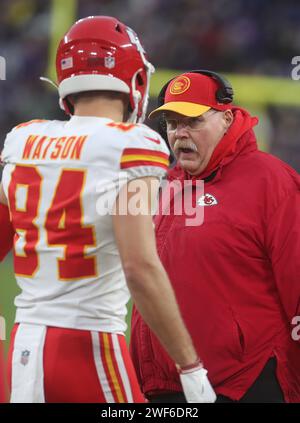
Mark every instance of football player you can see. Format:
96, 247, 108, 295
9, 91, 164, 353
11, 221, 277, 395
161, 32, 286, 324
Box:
0, 16, 215, 403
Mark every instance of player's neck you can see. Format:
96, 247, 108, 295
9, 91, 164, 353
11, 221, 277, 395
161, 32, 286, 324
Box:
74, 98, 125, 122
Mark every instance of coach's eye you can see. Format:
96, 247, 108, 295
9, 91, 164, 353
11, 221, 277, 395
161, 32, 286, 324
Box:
166, 119, 177, 131
187, 117, 204, 129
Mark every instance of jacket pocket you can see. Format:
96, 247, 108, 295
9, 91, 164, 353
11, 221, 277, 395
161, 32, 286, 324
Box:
209, 306, 246, 363
230, 308, 246, 359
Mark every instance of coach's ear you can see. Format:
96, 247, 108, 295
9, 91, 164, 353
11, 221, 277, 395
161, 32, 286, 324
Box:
223, 109, 234, 132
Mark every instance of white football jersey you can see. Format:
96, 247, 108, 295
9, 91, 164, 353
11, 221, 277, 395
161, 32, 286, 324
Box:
1, 116, 169, 333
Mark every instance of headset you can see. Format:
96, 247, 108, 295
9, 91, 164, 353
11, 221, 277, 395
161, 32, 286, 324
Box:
155, 69, 234, 143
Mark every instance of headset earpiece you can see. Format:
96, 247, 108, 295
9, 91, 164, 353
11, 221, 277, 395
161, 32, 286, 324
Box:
157, 80, 172, 108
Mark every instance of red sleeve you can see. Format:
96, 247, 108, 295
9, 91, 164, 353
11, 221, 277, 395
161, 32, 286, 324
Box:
0, 203, 14, 262
266, 192, 300, 322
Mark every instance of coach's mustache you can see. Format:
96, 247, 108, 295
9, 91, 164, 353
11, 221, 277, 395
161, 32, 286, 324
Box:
173, 139, 198, 153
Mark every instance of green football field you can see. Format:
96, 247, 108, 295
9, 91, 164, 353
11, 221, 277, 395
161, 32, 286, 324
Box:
0, 255, 19, 354
0, 255, 132, 354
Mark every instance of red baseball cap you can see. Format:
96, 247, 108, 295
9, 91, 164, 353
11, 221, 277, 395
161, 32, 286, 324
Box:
149, 72, 232, 118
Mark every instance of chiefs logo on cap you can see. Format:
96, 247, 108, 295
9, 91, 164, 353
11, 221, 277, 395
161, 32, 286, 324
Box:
169, 76, 190, 95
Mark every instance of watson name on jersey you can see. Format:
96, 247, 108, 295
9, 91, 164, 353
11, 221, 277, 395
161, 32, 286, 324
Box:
1, 117, 169, 333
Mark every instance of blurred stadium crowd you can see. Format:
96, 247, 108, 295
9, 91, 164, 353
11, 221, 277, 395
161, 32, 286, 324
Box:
0, 0, 300, 170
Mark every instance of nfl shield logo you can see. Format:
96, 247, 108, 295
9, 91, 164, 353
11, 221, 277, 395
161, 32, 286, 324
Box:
20, 350, 30, 366
104, 56, 115, 69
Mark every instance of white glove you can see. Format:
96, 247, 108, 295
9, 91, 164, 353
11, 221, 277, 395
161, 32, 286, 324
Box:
179, 364, 216, 403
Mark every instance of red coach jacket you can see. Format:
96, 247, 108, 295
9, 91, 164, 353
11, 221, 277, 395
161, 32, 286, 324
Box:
130, 109, 300, 402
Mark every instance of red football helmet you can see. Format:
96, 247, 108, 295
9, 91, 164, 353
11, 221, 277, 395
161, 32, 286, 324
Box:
56, 16, 154, 122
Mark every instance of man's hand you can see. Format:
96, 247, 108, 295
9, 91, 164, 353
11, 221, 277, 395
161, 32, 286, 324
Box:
178, 361, 216, 403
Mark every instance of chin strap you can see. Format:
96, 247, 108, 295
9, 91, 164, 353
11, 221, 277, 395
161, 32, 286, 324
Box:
39, 76, 58, 90
140, 62, 155, 123
128, 69, 143, 124
40, 77, 67, 113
